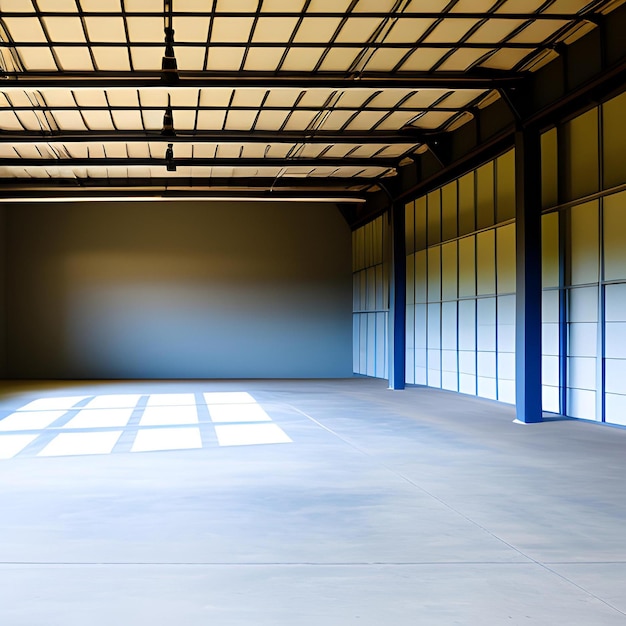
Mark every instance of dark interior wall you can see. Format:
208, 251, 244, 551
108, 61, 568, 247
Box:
5, 201, 352, 379
0, 204, 5, 377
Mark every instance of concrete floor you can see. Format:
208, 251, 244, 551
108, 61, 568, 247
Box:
0, 378, 625, 625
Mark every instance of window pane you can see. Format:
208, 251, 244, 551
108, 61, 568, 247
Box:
476, 230, 496, 295
541, 127, 558, 209
562, 107, 599, 201
427, 246, 441, 302
476, 161, 495, 229
458, 236, 476, 298
458, 171, 475, 236
602, 90, 626, 189
415, 196, 427, 250
441, 181, 458, 241
542, 212, 559, 288
569, 200, 599, 285
427, 190, 441, 246
603, 191, 626, 281
496, 224, 516, 294
405, 201, 415, 255
496, 149, 515, 222
441, 241, 458, 301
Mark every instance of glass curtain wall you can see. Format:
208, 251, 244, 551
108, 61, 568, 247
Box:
405, 150, 516, 402
352, 215, 389, 379
541, 89, 626, 425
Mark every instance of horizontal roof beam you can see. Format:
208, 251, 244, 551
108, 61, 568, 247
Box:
0, 130, 430, 144
0, 70, 526, 90
0, 11, 593, 19
0, 156, 398, 169
0, 176, 376, 189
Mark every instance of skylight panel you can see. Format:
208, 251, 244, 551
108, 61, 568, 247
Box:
362, 48, 411, 72
243, 47, 286, 71
384, 18, 436, 43
211, 17, 254, 42
172, 17, 211, 42
336, 18, 383, 43
252, 18, 299, 42
345, 111, 387, 131
280, 48, 325, 71
85, 17, 128, 43
467, 19, 525, 43
42, 17, 86, 42
399, 48, 447, 71
205, 47, 246, 70
53, 47, 94, 71
424, 18, 480, 43
293, 17, 343, 43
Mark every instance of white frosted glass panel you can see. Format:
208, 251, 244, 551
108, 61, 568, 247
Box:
359, 314, 367, 373
366, 312, 376, 376
542, 355, 560, 386
476, 230, 496, 295
406, 255, 415, 304
366, 267, 376, 310
605, 283, 626, 322
458, 300, 476, 351
542, 323, 560, 356
541, 127, 558, 210
498, 323, 515, 353
441, 242, 457, 301
603, 92, 626, 189
605, 323, 626, 358
569, 201, 599, 285
415, 304, 427, 349
140, 406, 198, 426
415, 250, 427, 303
603, 192, 626, 281
477, 298, 496, 351
458, 236, 476, 297
459, 374, 477, 395
428, 247, 441, 301
542, 290, 560, 323
375, 265, 384, 309
568, 323, 597, 357
567, 388, 596, 420
427, 303, 441, 349
442, 371, 458, 392
498, 294, 516, 324
405, 349, 415, 385
406, 304, 415, 353
359, 271, 367, 309
498, 380, 515, 404
605, 393, 626, 426
542, 212, 560, 288
568, 287, 598, 322
564, 107, 599, 201
459, 351, 476, 375
441, 302, 457, 350
567, 356, 597, 391
497, 352, 515, 381
604, 358, 626, 394
477, 351, 496, 378
542, 386, 560, 413
146, 393, 195, 407
376, 313, 387, 378
415, 350, 426, 385
477, 377, 497, 400
496, 224, 516, 293
428, 369, 441, 388
441, 349, 457, 372
0, 434, 38, 459
353, 316, 360, 372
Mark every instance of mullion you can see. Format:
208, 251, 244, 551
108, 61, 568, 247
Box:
30, 0, 63, 71
250, 91, 270, 131
337, 91, 383, 133
74, 0, 98, 71
428, 0, 510, 73
70, 90, 91, 131
369, 90, 424, 132
120, 0, 134, 72
238, 0, 264, 72
275, 0, 312, 72
312, 0, 360, 73
389, 0, 462, 73
202, 0, 217, 71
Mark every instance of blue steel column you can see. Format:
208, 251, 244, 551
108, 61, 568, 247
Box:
515, 128, 543, 423
388, 202, 406, 389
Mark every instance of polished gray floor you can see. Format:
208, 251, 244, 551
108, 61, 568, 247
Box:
0, 378, 625, 625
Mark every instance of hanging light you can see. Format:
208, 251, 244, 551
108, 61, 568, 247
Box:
162, 94, 176, 136
166, 143, 176, 172
161, 0, 179, 82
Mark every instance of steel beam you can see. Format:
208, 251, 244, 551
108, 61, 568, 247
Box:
514, 128, 543, 424
388, 202, 406, 390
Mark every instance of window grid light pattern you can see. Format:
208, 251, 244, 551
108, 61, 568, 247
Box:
0, 392, 292, 460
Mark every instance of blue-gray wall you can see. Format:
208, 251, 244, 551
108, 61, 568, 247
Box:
5, 201, 352, 379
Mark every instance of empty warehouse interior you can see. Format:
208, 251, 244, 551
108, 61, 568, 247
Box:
1, 1, 626, 624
